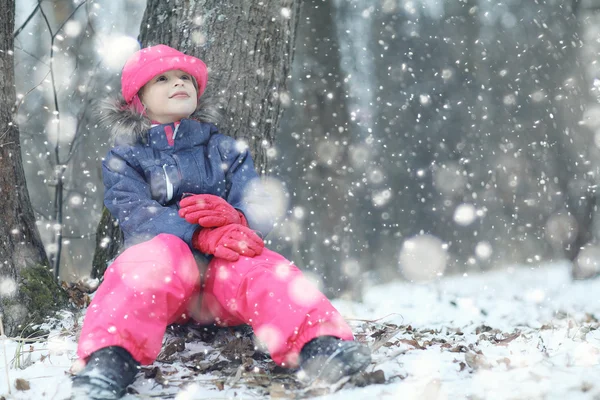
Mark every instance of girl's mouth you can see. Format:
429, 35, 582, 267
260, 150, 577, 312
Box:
170, 92, 189, 98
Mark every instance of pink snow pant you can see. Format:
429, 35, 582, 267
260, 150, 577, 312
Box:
77, 234, 353, 367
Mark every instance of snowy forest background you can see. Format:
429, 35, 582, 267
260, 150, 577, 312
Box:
11, 0, 600, 295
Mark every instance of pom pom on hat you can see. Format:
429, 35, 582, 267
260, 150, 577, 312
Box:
121, 44, 208, 104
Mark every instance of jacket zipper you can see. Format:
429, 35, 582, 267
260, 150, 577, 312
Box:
162, 164, 174, 202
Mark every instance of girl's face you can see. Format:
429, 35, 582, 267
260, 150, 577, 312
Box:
140, 69, 198, 124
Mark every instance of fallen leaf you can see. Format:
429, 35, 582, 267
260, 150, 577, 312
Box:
398, 338, 425, 350
353, 369, 386, 387
475, 325, 493, 334
157, 337, 186, 362
143, 366, 169, 386
15, 378, 30, 391
464, 351, 492, 370
370, 326, 403, 352
495, 332, 520, 346
448, 345, 468, 353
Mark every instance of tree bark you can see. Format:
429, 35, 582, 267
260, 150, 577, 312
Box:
0, 0, 67, 336
92, 0, 301, 277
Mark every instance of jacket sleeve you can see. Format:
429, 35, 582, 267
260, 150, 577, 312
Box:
103, 148, 198, 246
215, 134, 276, 238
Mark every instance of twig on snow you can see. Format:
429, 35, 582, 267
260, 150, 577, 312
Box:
345, 312, 404, 324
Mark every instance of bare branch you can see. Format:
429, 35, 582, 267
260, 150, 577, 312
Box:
13, 44, 50, 67
37, 2, 53, 36
23, 0, 103, 279
13, 3, 40, 38
53, 1, 88, 39
38, 3, 64, 278
65, 62, 104, 164
14, 69, 51, 115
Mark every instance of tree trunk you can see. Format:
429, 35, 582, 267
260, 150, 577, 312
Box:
0, 0, 67, 336
568, 0, 600, 279
92, 0, 301, 277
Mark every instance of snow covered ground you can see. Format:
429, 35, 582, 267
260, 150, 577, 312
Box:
3, 261, 600, 399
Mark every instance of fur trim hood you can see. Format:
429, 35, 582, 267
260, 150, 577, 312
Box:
96, 95, 223, 145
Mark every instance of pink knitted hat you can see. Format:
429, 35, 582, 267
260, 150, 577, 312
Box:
121, 44, 208, 104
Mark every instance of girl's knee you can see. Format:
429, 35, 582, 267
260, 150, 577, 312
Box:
206, 248, 302, 286
108, 234, 199, 289
209, 248, 297, 271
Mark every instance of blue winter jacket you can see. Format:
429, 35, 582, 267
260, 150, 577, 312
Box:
102, 118, 275, 253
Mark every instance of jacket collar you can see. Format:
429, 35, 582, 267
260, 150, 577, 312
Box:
96, 94, 222, 146
146, 119, 212, 150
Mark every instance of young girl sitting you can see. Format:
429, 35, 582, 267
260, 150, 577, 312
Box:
71, 44, 371, 399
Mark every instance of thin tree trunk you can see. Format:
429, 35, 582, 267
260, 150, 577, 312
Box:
0, 0, 67, 336
92, 0, 301, 277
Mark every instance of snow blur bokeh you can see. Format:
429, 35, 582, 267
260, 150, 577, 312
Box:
453, 203, 477, 226
475, 241, 493, 260
544, 213, 578, 249
433, 163, 467, 197
45, 113, 78, 147
48, 335, 70, 356
399, 234, 448, 282
96, 34, 140, 71
0, 276, 17, 297
574, 244, 600, 278
242, 176, 288, 225
253, 324, 284, 354
288, 272, 323, 307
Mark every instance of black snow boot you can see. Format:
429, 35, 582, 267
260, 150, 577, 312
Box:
71, 346, 140, 400
299, 336, 371, 383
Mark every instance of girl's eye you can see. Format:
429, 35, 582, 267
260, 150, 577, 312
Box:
156, 76, 167, 82
181, 75, 190, 80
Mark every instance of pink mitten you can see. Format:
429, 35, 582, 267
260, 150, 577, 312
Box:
193, 224, 264, 261
179, 194, 247, 228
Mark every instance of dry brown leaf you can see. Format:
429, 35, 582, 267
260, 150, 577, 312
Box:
398, 338, 425, 350
495, 332, 520, 346
61, 280, 94, 308
452, 358, 467, 372
370, 326, 403, 352
448, 344, 468, 353
464, 351, 492, 370
475, 325, 494, 334
157, 337, 186, 362
144, 366, 169, 386
15, 378, 30, 391
353, 369, 386, 387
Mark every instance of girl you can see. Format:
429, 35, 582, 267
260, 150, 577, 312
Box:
71, 45, 371, 399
